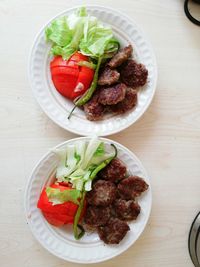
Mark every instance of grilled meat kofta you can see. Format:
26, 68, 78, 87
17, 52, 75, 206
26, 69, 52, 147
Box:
84, 206, 111, 227
113, 199, 141, 220
83, 91, 105, 121
98, 217, 130, 244
98, 83, 127, 106
120, 59, 148, 88
98, 158, 127, 182
110, 87, 137, 114
98, 67, 120, 86
108, 44, 133, 68
86, 180, 117, 206
118, 176, 149, 200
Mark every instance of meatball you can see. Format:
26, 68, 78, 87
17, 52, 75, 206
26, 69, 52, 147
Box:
98, 217, 130, 244
118, 176, 149, 200
110, 88, 137, 114
86, 180, 117, 206
83, 91, 105, 121
98, 67, 120, 86
84, 206, 111, 227
113, 199, 141, 220
98, 83, 126, 105
121, 60, 148, 88
108, 45, 133, 68
98, 158, 127, 182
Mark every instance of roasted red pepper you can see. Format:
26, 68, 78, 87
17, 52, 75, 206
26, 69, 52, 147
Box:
50, 52, 94, 100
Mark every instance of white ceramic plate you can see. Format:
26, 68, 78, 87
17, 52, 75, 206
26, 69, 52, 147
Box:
28, 5, 157, 136
24, 137, 152, 263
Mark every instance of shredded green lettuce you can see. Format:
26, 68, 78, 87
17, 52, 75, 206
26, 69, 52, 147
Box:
53, 137, 116, 191
45, 7, 119, 60
55, 145, 77, 180
46, 187, 81, 205
74, 152, 81, 163
93, 142, 104, 156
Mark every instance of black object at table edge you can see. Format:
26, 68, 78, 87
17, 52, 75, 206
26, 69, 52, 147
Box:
188, 211, 200, 267
184, 0, 200, 26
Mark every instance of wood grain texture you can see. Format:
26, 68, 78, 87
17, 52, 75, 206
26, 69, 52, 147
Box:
0, 0, 200, 266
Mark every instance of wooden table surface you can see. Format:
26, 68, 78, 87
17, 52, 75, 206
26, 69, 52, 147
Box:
1, 0, 200, 266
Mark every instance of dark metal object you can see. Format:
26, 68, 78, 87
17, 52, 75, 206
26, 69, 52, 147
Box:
188, 212, 200, 267
184, 0, 200, 26
197, 231, 200, 264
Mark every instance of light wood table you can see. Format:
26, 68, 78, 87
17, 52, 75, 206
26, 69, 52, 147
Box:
1, 0, 200, 266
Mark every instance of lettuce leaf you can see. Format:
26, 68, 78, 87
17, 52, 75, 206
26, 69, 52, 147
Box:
45, 7, 120, 60
45, 17, 72, 47
51, 45, 75, 59
46, 187, 81, 205
79, 26, 119, 58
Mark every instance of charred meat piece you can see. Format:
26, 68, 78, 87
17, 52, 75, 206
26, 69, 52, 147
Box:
108, 45, 133, 68
98, 67, 120, 86
83, 91, 105, 121
86, 180, 117, 206
84, 206, 111, 227
98, 83, 126, 105
98, 217, 130, 244
118, 176, 149, 200
110, 87, 137, 114
98, 158, 127, 182
113, 199, 141, 220
121, 60, 148, 88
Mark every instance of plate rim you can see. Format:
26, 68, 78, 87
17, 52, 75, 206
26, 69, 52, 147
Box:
28, 5, 158, 137
24, 137, 152, 263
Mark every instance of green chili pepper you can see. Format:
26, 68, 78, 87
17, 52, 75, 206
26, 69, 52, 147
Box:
68, 56, 102, 119
73, 191, 86, 240
90, 144, 117, 180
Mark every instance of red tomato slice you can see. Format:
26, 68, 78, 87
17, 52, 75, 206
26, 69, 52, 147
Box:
42, 211, 66, 227
51, 66, 79, 77
78, 66, 94, 89
50, 53, 88, 69
50, 56, 71, 69
52, 71, 78, 99
50, 52, 94, 100
58, 181, 70, 187
71, 67, 94, 99
42, 210, 75, 226
50, 183, 72, 191
51, 66, 79, 99
70, 52, 88, 62
37, 184, 78, 216
38, 182, 87, 227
